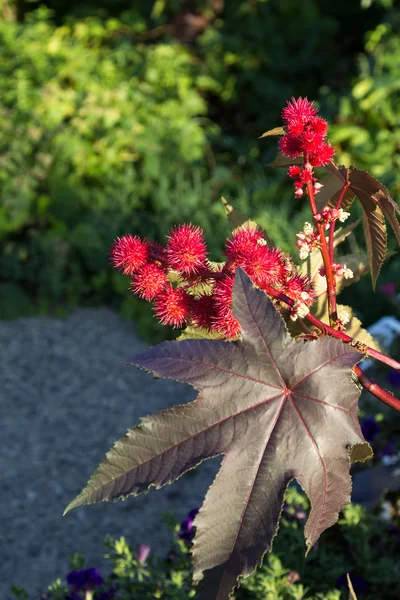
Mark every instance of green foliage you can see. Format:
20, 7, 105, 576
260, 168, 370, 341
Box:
329, 20, 400, 197
13, 489, 400, 599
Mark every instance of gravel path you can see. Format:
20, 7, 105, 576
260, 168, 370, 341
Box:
0, 309, 220, 598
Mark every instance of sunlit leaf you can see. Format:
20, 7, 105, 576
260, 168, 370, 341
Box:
259, 126, 286, 138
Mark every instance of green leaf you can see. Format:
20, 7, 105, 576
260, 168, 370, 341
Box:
177, 326, 223, 342
221, 196, 250, 230
259, 126, 286, 138
65, 270, 371, 600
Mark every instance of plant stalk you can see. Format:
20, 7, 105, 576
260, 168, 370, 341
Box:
353, 365, 400, 411
306, 180, 338, 326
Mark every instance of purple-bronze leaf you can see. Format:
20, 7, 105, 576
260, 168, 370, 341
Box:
323, 163, 400, 288
64, 270, 371, 600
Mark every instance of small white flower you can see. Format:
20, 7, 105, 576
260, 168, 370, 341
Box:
338, 310, 350, 326
257, 238, 267, 246
299, 246, 310, 260
343, 266, 354, 279
297, 302, 310, 319
303, 222, 314, 236
338, 208, 350, 222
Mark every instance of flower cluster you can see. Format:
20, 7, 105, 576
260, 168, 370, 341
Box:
296, 222, 321, 260
314, 206, 350, 229
279, 97, 335, 196
319, 263, 354, 280
111, 223, 316, 337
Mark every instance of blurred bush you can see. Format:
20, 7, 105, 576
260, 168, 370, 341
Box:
329, 16, 400, 196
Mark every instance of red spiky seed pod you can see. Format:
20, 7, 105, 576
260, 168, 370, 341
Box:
154, 285, 193, 328
225, 224, 266, 265
130, 263, 168, 301
309, 143, 335, 167
191, 293, 217, 331
211, 275, 241, 339
110, 235, 149, 275
282, 97, 318, 124
167, 224, 207, 275
279, 133, 303, 159
242, 245, 287, 289
283, 273, 316, 305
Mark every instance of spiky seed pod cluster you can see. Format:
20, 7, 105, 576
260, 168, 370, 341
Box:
279, 97, 335, 197
111, 223, 316, 338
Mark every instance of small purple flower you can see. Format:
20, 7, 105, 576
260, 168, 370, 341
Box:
66, 568, 104, 592
388, 370, 400, 387
336, 572, 368, 595
178, 508, 199, 542
136, 543, 151, 564
360, 415, 380, 443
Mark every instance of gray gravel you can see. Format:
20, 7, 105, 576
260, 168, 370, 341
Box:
0, 309, 220, 598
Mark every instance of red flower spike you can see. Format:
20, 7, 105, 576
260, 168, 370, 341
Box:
131, 263, 168, 301
167, 224, 207, 275
225, 224, 266, 264
154, 286, 193, 328
110, 235, 149, 275
282, 97, 318, 125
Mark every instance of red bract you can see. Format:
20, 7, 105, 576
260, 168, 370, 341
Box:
167, 224, 207, 275
110, 235, 149, 275
131, 263, 168, 301
154, 285, 193, 328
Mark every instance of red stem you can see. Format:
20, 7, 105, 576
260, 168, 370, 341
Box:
263, 283, 400, 372
328, 182, 350, 262
306, 181, 338, 326
354, 365, 400, 411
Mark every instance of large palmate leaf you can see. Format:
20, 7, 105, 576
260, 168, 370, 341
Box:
65, 270, 371, 600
